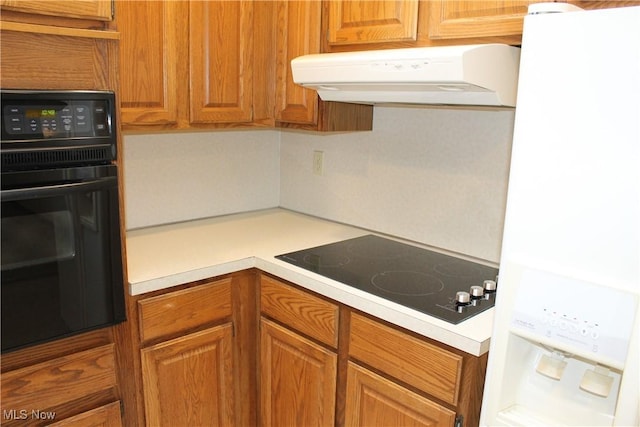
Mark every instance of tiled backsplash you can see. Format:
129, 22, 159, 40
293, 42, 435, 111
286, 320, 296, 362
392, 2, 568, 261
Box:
124, 107, 515, 262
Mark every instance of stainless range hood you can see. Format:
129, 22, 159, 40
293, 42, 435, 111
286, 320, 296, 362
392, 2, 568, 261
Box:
291, 44, 521, 107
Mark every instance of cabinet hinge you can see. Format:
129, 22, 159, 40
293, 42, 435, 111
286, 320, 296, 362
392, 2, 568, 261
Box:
454, 415, 463, 427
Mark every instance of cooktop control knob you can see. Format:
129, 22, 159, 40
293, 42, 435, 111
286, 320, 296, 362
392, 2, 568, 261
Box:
470, 285, 484, 299
483, 279, 497, 293
455, 291, 471, 305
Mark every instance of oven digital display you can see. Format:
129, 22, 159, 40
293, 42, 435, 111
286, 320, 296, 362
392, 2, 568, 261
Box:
25, 109, 57, 118
2, 100, 110, 139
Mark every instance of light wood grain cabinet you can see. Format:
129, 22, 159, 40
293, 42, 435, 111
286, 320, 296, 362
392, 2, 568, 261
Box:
323, 0, 640, 51
137, 278, 236, 427
141, 325, 235, 427
260, 319, 337, 427
428, 0, 533, 44
258, 273, 488, 427
0, 0, 112, 22
117, 0, 270, 130
326, 0, 419, 46
345, 362, 456, 426
274, 1, 373, 132
48, 401, 123, 427
259, 275, 338, 427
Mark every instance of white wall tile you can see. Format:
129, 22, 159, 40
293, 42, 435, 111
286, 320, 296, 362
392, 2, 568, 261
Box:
123, 107, 515, 262
279, 107, 515, 261
123, 130, 280, 229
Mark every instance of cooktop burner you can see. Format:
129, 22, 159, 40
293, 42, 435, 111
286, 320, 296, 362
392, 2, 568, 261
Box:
276, 235, 499, 324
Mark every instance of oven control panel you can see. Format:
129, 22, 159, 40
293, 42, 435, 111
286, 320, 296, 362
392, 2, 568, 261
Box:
509, 267, 637, 369
1, 90, 114, 141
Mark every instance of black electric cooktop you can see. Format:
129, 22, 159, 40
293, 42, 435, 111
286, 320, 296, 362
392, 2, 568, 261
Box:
276, 235, 499, 324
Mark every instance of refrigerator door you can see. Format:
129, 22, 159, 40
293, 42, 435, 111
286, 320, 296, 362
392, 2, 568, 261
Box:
481, 5, 640, 427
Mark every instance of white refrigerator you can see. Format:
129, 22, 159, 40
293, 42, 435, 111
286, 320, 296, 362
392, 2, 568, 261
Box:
480, 4, 639, 426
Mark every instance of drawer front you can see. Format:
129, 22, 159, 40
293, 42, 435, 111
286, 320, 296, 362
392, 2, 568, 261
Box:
139, 278, 232, 343
260, 275, 338, 348
349, 313, 462, 405
48, 401, 122, 427
1, 344, 117, 412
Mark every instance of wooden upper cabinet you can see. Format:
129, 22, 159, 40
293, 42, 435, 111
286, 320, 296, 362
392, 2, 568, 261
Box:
428, 0, 532, 43
275, 1, 373, 131
118, 0, 262, 130
118, 0, 185, 127
326, 0, 419, 46
275, 0, 321, 125
189, 0, 253, 124
0, 0, 112, 21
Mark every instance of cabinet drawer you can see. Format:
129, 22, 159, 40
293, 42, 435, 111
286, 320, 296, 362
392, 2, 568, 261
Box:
260, 275, 338, 347
1, 344, 117, 412
48, 401, 122, 427
349, 313, 462, 405
139, 278, 232, 343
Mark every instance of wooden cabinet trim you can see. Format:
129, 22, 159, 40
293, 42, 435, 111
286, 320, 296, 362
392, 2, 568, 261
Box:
1, 344, 117, 412
349, 313, 463, 405
138, 277, 232, 344
0, 21, 118, 39
260, 275, 339, 348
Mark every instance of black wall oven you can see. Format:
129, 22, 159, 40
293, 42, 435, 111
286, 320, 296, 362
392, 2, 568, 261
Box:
1, 90, 126, 353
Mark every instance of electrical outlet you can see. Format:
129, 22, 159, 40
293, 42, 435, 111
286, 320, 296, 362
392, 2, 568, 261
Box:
313, 150, 324, 176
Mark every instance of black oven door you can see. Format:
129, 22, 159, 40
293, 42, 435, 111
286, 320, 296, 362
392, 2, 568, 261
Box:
1, 164, 125, 352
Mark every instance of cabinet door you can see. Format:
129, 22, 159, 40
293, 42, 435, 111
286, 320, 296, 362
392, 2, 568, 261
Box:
0, 0, 112, 21
189, 0, 253, 124
428, 0, 532, 41
327, 0, 419, 46
118, 0, 186, 127
345, 362, 456, 427
260, 319, 337, 427
141, 324, 235, 427
275, 1, 321, 125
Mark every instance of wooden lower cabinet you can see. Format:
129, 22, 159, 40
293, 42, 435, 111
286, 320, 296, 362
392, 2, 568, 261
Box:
345, 362, 456, 427
48, 401, 123, 427
140, 324, 235, 427
260, 319, 337, 427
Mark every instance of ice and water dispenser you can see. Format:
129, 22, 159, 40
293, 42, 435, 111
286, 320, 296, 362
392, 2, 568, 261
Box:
481, 266, 638, 426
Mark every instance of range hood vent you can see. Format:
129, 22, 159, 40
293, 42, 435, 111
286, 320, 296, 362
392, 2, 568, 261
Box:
291, 44, 521, 107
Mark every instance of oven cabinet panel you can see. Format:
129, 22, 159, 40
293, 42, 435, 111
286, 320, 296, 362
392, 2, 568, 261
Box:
117, 0, 273, 130
141, 325, 235, 427
274, 1, 373, 132
259, 275, 338, 426
0, 338, 122, 427
47, 401, 122, 427
0, 0, 112, 23
345, 362, 455, 426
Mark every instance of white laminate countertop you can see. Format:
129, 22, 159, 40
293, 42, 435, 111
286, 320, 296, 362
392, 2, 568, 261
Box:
126, 208, 497, 356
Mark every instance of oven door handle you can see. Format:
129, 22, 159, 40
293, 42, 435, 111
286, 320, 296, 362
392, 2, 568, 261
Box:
1, 176, 117, 201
